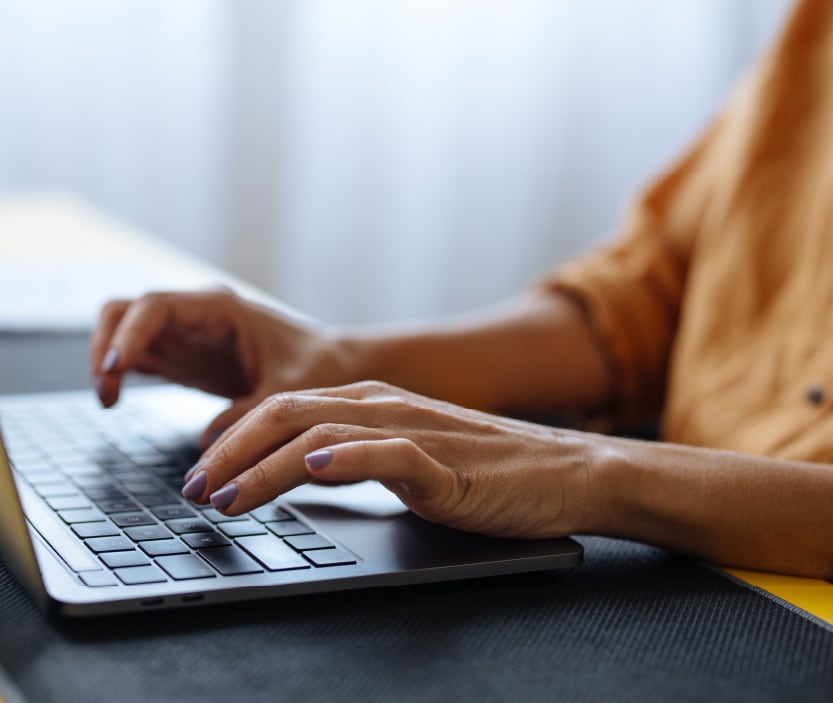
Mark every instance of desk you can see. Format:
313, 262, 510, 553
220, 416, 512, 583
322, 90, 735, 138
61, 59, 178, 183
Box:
1, 199, 833, 702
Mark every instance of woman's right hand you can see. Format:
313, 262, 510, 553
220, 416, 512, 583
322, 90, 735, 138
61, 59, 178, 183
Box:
89, 289, 355, 448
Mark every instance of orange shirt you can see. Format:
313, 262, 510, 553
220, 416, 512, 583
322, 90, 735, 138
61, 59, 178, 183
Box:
548, 0, 833, 462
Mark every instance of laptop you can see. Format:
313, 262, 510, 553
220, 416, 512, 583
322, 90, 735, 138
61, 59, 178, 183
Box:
0, 384, 583, 617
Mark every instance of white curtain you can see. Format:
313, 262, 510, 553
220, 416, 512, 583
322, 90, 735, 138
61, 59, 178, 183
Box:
0, 0, 793, 324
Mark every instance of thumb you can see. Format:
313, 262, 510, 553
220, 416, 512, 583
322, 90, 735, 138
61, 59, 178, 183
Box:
199, 394, 261, 450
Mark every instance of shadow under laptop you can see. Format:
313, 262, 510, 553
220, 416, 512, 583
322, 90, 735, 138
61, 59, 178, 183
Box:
42, 536, 721, 644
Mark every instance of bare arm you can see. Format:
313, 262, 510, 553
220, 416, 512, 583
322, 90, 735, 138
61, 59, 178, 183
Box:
92, 289, 613, 440
592, 434, 833, 578
175, 377, 833, 581
340, 290, 612, 413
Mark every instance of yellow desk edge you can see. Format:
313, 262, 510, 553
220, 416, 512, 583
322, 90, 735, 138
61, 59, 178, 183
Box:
722, 567, 833, 628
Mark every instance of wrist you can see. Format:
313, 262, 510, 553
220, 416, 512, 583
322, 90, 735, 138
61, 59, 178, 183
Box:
329, 327, 387, 385
569, 431, 633, 537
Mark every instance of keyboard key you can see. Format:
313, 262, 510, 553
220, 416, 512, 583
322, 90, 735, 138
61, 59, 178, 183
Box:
46, 495, 93, 511
198, 547, 264, 576
156, 554, 217, 580
140, 539, 189, 557
114, 565, 168, 585
119, 479, 163, 495
25, 471, 66, 485
131, 451, 174, 468
9, 454, 49, 470
266, 520, 314, 537
218, 520, 268, 538
62, 463, 108, 478
72, 521, 120, 539
58, 507, 105, 524
250, 504, 293, 523
85, 535, 134, 553
236, 535, 310, 571
96, 498, 141, 514
80, 570, 120, 587
284, 534, 335, 551
182, 532, 230, 549
80, 485, 127, 501
151, 504, 196, 521
137, 491, 180, 507
166, 518, 213, 535
303, 548, 357, 567
111, 511, 157, 528
124, 524, 171, 542
100, 550, 151, 568
34, 482, 79, 498
200, 508, 249, 524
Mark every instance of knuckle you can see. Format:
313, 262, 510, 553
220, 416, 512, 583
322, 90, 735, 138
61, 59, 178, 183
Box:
391, 436, 421, 461
249, 460, 273, 491
261, 393, 302, 423
356, 379, 392, 397
211, 440, 236, 469
304, 423, 345, 449
100, 298, 128, 320
137, 291, 165, 308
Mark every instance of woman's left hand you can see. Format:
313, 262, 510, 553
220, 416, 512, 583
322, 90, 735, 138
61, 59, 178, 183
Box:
181, 380, 597, 538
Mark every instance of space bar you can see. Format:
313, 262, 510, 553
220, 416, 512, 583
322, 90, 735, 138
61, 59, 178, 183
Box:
17, 480, 101, 572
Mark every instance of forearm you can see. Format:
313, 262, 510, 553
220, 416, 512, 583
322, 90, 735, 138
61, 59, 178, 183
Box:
587, 435, 833, 578
338, 290, 612, 413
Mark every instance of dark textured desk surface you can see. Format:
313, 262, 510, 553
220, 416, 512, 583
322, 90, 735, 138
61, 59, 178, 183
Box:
2, 334, 833, 702
3, 537, 833, 703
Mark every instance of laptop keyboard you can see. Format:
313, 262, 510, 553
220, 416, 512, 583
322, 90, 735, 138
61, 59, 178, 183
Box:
2, 400, 357, 588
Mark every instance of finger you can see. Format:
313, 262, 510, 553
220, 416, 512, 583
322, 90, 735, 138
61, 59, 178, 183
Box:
183, 384, 439, 505
89, 299, 130, 407
303, 438, 455, 520
197, 424, 389, 515
100, 289, 240, 379
198, 394, 262, 452
183, 394, 375, 501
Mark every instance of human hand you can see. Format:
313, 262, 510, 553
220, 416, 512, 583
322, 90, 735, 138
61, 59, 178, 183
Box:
90, 289, 354, 448
180, 381, 594, 538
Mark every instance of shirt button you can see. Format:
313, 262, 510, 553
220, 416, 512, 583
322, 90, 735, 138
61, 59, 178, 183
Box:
806, 385, 825, 406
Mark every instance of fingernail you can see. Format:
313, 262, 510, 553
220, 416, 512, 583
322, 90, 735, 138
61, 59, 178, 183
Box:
181, 470, 207, 501
305, 449, 333, 471
101, 348, 120, 374
183, 458, 205, 483
210, 483, 239, 511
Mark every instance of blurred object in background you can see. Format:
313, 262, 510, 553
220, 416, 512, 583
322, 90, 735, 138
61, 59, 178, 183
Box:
0, 0, 793, 324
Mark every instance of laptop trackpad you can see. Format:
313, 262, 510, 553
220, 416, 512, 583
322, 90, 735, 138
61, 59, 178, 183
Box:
284, 481, 409, 519
285, 481, 581, 572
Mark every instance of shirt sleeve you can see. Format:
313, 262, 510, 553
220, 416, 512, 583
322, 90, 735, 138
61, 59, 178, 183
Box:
539, 0, 827, 431
541, 106, 733, 426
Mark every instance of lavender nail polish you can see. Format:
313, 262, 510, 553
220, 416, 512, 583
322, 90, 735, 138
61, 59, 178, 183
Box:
181, 471, 207, 501
305, 449, 333, 470
183, 458, 205, 483
101, 348, 120, 374
210, 483, 239, 511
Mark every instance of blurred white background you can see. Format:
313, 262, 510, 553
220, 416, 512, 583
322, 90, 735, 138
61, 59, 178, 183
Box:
0, 0, 793, 324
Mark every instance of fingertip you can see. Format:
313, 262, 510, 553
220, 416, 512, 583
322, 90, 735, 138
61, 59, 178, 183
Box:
181, 470, 208, 502
210, 482, 239, 511
94, 375, 120, 408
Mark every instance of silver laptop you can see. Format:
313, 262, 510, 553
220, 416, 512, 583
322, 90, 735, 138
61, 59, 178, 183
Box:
0, 384, 583, 617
